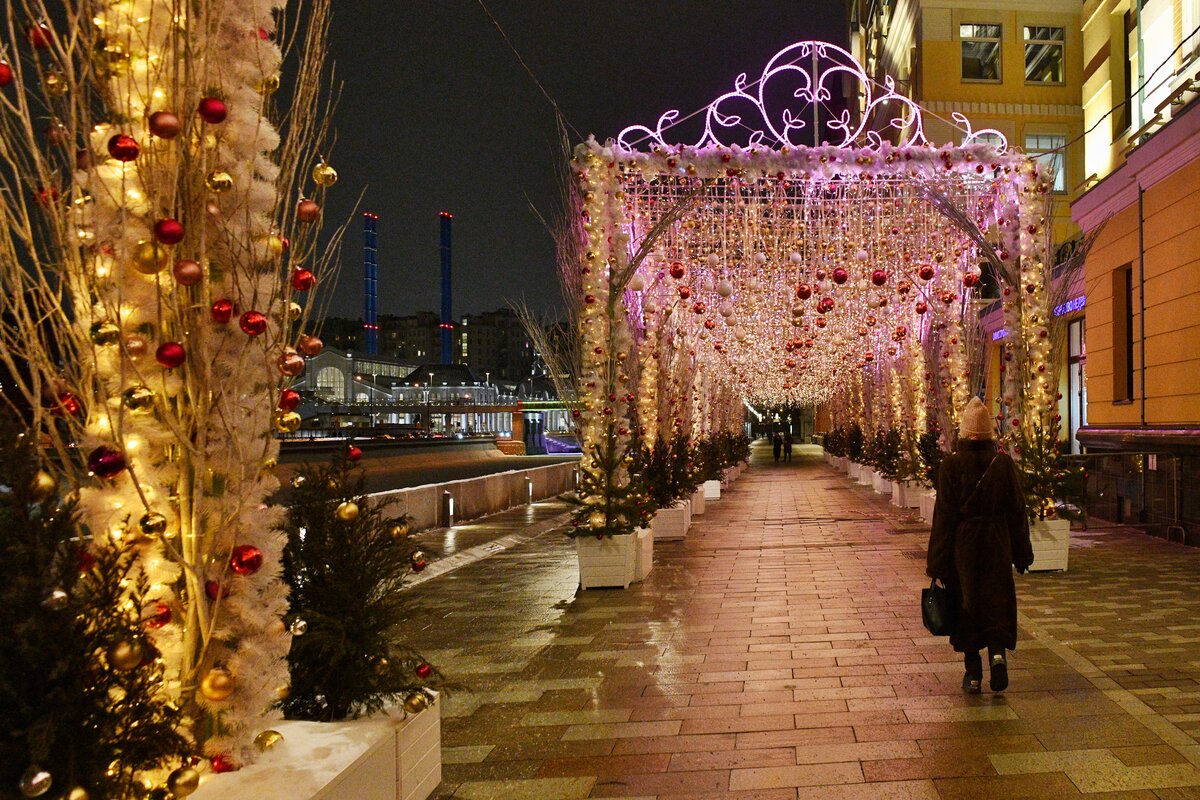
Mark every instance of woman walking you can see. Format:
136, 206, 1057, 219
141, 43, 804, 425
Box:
927, 397, 1033, 693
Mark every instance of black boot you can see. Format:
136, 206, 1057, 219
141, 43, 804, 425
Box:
989, 648, 1008, 692
962, 651, 982, 694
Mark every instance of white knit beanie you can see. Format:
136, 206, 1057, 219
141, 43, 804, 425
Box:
958, 396, 995, 439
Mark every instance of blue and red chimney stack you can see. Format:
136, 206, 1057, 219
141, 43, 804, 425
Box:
363, 213, 379, 355
439, 211, 453, 365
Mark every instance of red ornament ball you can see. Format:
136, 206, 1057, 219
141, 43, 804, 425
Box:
871, 270, 887, 286
53, 392, 82, 416
146, 602, 173, 629
211, 298, 234, 324
415, 662, 433, 679
831, 267, 849, 285
172, 259, 203, 286
915, 301, 929, 315
239, 311, 268, 336
278, 389, 301, 411
27, 24, 53, 48
297, 334, 323, 357
677, 285, 691, 299
88, 445, 127, 479
669, 261, 686, 280
291, 269, 316, 291
0, 62, 12, 87
154, 218, 185, 244
210, 754, 236, 774
204, 580, 228, 601
297, 199, 321, 223
148, 110, 181, 139
795, 283, 812, 300
962, 272, 980, 288
229, 544, 263, 576
917, 264, 936, 281
155, 342, 186, 369
197, 97, 228, 124
347, 445, 363, 462
107, 134, 140, 162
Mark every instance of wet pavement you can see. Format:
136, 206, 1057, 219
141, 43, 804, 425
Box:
400, 442, 1200, 799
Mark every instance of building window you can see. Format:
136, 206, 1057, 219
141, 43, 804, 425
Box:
1025, 133, 1066, 192
1112, 264, 1134, 403
961, 24, 1002, 81
315, 366, 345, 402
1185, 1, 1200, 65
1023, 26, 1065, 83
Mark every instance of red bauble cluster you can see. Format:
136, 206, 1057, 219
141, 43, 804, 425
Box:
230, 544, 263, 576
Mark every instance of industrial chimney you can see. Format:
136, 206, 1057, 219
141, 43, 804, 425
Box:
438, 211, 453, 365
363, 213, 379, 355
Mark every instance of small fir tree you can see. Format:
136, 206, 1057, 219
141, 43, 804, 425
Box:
572, 421, 644, 537
917, 425, 944, 487
847, 422, 865, 462
280, 457, 441, 721
1014, 423, 1086, 522
0, 422, 189, 800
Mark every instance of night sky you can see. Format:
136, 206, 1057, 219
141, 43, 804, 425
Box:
319, 2, 846, 321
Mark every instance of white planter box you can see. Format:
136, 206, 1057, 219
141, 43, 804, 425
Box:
721, 466, 737, 486
691, 488, 706, 515
847, 462, 860, 480
193, 697, 441, 800
577, 534, 637, 589
681, 499, 692, 529
919, 490, 937, 523
650, 504, 688, 540
890, 481, 905, 507
872, 471, 891, 494
1029, 518, 1070, 572
857, 466, 874, 486
703, 479, 722, 500
634, 527, 653, 581
903, 481, 924, 508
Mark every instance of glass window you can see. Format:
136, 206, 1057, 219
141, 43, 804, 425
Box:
961, 23, 1002, 81
964, 23, 1003, 81
1025, 133, 1067, 192
1024, 26, 1065, 83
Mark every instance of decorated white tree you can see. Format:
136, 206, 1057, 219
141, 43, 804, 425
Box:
0, 0, 346, 776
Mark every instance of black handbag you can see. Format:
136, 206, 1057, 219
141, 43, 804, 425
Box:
922, 580, 957, 635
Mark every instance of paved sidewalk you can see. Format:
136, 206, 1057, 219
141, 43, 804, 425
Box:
400, 442, 1200, 800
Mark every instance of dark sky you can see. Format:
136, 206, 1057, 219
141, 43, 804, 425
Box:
319, 2, 847, 321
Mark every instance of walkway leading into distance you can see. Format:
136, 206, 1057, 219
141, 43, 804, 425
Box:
401, 441, 1200, 800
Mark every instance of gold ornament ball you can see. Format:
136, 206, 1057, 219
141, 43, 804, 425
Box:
373, 656, 390, 676
199, 667, 235, 702
205, 170, 234, 193
107, 639, 143, 671
273, 410, 302, 434
130, 240, 169, 275
285, 301, 303, 322
124, 334, 149, 358
165, 768, 199, 797
335, 501, 359, 522
29, 470, 57, 502
275, 684, 291, 700
19, 765, 52, 797
386, 521, 409, 540
312, 160, 338, 187
253, 730, 285, 752
44, 71, 69, 97
256, 74, 281, 95
65, 788, 90, 800
122, 385, 156, 411
403, 691, 430, 714
138, 511, 168, 537
90, 320, 121, 346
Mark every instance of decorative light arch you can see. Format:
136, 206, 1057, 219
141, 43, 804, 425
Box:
568, 41, 1063, 538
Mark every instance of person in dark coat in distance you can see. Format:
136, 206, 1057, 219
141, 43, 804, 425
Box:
783, 432, 793, 462
926, 396, 1033, 694
772, 433, 782, 463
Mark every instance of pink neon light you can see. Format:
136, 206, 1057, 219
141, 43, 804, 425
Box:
616, 40, 1007, 153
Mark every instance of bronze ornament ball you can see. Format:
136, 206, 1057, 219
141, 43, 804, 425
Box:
335, 501, 359, 522
165, 767, 199, 796
29, 470, 57, 502
199, 668, 235, 702
253, 730, 284, 752
204, 170, 233, 193
107, 639, 143, 671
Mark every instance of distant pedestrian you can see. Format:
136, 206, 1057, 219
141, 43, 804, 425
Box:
783, 432, 793, 462
772, 433, 782, 463
926, 397, 1033, 694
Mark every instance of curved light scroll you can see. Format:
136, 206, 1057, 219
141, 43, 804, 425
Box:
616, 40, 1008, 153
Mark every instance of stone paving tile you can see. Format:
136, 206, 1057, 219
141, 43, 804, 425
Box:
398, 443, 1200, 798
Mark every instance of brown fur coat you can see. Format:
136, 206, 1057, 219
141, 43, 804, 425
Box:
926, 439, 1033, 653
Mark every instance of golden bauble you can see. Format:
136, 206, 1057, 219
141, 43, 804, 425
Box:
256, 74, 281, 95
253, 730, 284, 752
165, 768, 199, 797
130, 240, 168, 275
138, 511, 168, 537
107, 639, 143, 671
312, 160, 338, 187
44, 71, 69, 97
199, 667, 235, 701
335, 501, 359, 522
204, 170, 234, 193
385, 521, 410, 540
402, 691, 430, 714
65, 787, 90, 800
273, 410, 301, 434
285, 301, 303, 322
90, 320, 121, 345
29, 470, 57, 502
19, 765, 52, 798
122, 385, 156, 411
372, 657, 390, 675
275, 684, 291, 700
